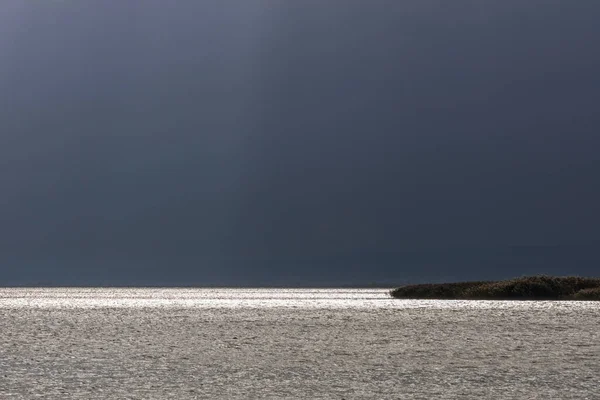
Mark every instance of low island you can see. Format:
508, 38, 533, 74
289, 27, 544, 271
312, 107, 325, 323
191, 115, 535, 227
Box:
390, 275, 600, 300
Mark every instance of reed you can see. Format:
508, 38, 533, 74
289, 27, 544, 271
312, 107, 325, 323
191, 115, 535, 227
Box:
390, 276, 600, 300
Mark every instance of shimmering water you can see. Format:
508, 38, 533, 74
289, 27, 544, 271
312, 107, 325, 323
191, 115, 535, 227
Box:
0, 289, 598, 399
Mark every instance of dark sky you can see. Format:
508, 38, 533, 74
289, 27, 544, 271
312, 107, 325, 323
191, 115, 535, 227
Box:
1, 1, 599, 285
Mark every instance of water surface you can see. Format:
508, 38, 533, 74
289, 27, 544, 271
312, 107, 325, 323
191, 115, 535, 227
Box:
1, 289, 598, 399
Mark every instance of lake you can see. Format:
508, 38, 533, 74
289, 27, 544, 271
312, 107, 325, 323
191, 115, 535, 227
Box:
1, 288, 598, 399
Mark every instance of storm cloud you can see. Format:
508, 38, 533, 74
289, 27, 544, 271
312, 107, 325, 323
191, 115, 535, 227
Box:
1, 1, 599, 285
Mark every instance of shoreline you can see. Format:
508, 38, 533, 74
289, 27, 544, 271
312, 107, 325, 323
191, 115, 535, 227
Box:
390, 275, 600, 300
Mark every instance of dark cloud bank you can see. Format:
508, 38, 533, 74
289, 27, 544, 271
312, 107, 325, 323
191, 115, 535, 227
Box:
1, 1, 599, 285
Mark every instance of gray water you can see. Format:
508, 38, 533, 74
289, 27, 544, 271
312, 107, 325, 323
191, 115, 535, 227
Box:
0, 289, 598, 399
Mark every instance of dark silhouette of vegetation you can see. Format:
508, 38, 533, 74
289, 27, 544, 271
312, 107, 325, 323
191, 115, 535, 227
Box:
571, 287, 600, 300
390, 276, 600, 300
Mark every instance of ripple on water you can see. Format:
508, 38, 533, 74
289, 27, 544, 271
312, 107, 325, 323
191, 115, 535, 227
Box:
0, 289, 598, 399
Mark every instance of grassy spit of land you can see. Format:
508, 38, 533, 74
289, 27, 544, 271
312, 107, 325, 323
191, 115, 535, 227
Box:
390, 276, 600, 300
